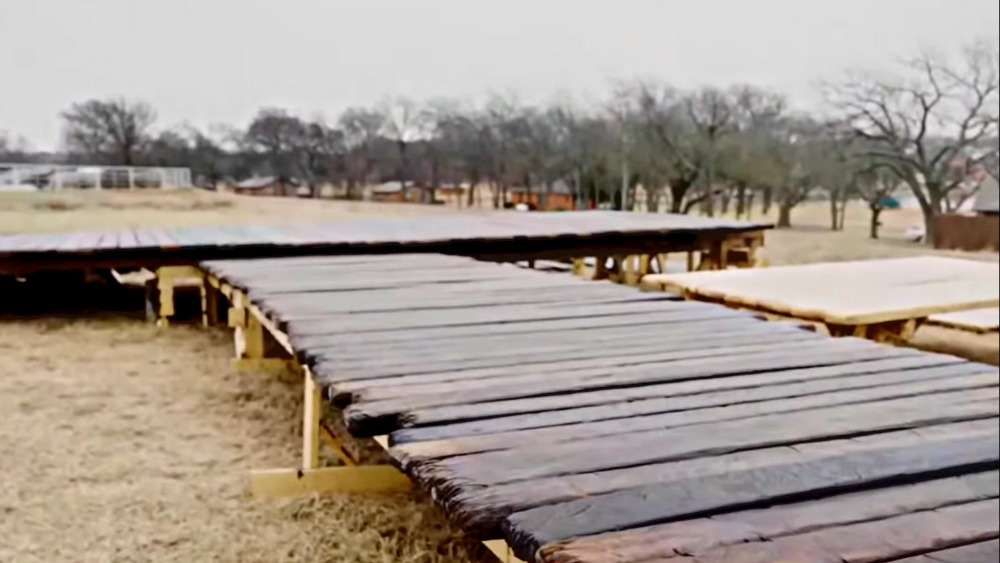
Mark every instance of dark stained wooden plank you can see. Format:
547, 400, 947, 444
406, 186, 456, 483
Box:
145, 228, 179, 249
408, 389, 998, 489
325, 330, 824, 399
2, 211, 771, 273
535, 471, 1000, 563
435, 420, 999, 537
310, 316, 779, 367
501, 435, 1000, 560
287, 299, 717, 338
667, 499, 998, 563
254, 287, 678, 319
324, 324, 816, 394
894, 541, 1000, 563
389, 354, 967, 444
133, 228, 158, 248
342, 339, 909, 435
293, 307, 761, 352
391, 369, 997, 463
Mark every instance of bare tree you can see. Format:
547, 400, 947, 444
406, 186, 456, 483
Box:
61, 98, 156, 165
855, 165, 900, 239
297, 119, 345, 198
379, 97, 420, 189
686, 87, 735, 215
718, 86, 788, 218
338, 107, 384, 198
245, 108, 306, 194
827, 41, 999, 243
629, 81, 704, 213
0, 131, 32, 161
186, 125, 230, 188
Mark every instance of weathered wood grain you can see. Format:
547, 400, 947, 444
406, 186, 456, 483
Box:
536, 470, 999, 563
431, 420, 1000, 537
391, 368, 997, 462
388, 354, 958, 444
343, 339, 908, 435
668, 499, 999, 563
501, 435, 1000, 559
410, 389, 998, 489
893, 540, 1000, 563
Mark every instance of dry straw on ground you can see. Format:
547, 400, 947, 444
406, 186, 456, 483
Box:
0, 318, 491, 563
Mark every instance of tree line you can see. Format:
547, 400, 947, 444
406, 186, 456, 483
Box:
5, 41, 997, 240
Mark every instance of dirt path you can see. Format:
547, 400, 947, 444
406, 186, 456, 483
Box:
0, 317, 488, 563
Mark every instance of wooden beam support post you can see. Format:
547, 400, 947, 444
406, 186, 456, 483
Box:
483, 540, 528, 563
302, 371, 321, 470
593, 255, 609, 280
154, 265, 207, 327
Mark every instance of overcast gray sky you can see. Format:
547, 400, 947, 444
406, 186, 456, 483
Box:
2, 0, 998, 150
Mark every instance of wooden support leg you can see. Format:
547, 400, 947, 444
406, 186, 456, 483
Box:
654, 253, 667, 275
622, 255, 640, 286
154, 265, 206, 327
156, 270, 175, 327
571, 258, 585, 276
483, 540, 528, 563
302, 372, 321, 470
686, 251, 695, 272
825, 323, 870, 338
593, 255, 609, 280
636, 255, 651, 283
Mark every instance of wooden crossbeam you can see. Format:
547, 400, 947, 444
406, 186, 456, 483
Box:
249, 466, 412, 499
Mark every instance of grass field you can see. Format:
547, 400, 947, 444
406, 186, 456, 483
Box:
0, 189, 996, 561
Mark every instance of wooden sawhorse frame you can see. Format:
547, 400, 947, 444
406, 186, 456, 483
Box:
570, 231, 766, 286
196, 272, 526, 562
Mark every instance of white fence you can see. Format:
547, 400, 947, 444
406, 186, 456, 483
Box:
0, 163, 192, 190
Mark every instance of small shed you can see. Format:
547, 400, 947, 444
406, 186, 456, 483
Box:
232, 176, 280, 196
933, 176, 1000, 251
973, 176, 999, 216
507, 179, 575, 211
371, 181, 406, 203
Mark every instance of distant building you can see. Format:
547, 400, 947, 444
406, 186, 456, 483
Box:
231, 176, 280, 196
973, 175, 999, 216
933, 175, 1000, 251
507, 179, 575, 211
370, 181, 406, 202
370, 181, 441, 204
230, 176, 304, 196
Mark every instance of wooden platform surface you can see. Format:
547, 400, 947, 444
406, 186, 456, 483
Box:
0, 212, 770, 275
929, 307, 1000, 333
203, 254, 1000, 563
644, 256, 1000, 326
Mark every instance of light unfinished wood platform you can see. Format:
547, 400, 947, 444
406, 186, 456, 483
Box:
644, 256, 1000, 342
929, 308, 1000, 333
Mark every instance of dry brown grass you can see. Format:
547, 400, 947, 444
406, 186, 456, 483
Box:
0, 317, 491, 563
0, 189, 467, 235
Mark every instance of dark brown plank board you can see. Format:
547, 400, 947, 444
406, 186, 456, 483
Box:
536, 472, 999, 562
202, 254, 1000, 563
895, 541, 1000, 563
1, 211, 771, 277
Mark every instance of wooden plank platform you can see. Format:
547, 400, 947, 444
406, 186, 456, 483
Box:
204, 254, 1000, 563
0, 211, 770, 276
644, 256, 1000, 342
928, 307, 1000, 333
